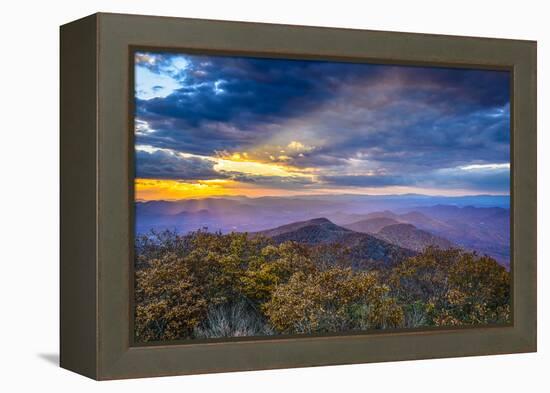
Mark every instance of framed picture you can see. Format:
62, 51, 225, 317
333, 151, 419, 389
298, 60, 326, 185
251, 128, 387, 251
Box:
60, 13, 537, 380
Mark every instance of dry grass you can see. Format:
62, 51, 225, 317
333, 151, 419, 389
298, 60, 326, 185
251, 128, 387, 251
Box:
194, 302, 274, 338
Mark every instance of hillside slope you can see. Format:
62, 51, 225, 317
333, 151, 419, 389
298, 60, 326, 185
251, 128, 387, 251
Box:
257, 218, 415, 269
345, 217, 401, 233
374, 223, 454, 252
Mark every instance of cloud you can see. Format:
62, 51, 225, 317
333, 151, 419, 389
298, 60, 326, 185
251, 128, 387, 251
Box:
428, 165, 510, 192
134, 54, 384, 155
460, 163, 510, 171
227, 173, 316, 188
135, 146, 315, 189
320, 164, 510, 193
135, 149, 221, 180
134, 51, 511, 194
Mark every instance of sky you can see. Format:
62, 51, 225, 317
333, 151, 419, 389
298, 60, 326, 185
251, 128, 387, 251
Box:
133, 51, 510, 201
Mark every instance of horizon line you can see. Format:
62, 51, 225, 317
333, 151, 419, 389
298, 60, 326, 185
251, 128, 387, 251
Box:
135, 192, 511, 203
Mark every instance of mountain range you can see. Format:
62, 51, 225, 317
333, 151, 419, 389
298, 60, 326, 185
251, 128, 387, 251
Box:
135, 194, 510, 267
255, 217, 415, 269
343, 206, 509, 265
370, 223, 453, 252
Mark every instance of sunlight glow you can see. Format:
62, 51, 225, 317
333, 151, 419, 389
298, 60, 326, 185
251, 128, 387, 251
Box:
135, 178, 233, 200
214, 157, 312, 179
135, 178, 319, 200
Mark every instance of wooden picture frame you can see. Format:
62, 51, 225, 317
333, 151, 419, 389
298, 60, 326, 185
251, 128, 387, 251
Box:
60, 12, 537, 380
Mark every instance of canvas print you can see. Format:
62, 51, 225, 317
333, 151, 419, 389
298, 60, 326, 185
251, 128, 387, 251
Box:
133, 50, 511, 343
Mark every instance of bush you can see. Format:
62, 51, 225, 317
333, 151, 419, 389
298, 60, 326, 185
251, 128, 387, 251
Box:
263, 267, 403, 334
135, 252, 207, 342
134, 232, 511, 342
389, 247, 511, 326
241, 242, 316, 303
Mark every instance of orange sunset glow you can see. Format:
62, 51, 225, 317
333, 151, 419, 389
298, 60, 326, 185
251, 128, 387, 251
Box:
134, 178, 311, 200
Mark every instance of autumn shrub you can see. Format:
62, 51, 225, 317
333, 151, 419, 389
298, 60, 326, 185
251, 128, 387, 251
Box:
178, 231, 271, 304
241, 242, 317, 303
389, 247, 462, 304
135, 252, 207, 342
389, 247, 511, 326
263, 267, 403, 334
134, 231, 511, 342
309, 243, 353, 270
135, 229, 193, 270
443, 254, 511, 325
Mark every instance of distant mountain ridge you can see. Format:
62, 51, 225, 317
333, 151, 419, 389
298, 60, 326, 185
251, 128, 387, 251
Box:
345, 217, 401, 233
255, 217, 416, 269
345, 207, 509, 266
255, 217, 344, 238
375, 223, 453, 252
135, 195, 510, 267
344, 217, 454, 253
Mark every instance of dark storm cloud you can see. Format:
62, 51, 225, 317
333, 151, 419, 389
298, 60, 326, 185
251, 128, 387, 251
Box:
320, 166, 510, 193
135, 117, 250, 156
135, 149, 315, 187
134, 51, 510, 193
135, 149, 222, 180
135, 54, 382, 154
434, 68, 509, 108
137, 57, 329, 128
340, 104, 510, 168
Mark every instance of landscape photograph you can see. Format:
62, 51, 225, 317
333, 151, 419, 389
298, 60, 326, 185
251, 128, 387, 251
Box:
133, 50, 511, 343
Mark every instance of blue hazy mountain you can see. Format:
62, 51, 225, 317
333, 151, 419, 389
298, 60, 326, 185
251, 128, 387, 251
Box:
135, 194, 510, 267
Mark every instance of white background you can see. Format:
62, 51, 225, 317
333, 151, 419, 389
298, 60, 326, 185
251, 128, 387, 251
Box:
0, 0, 547, 391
